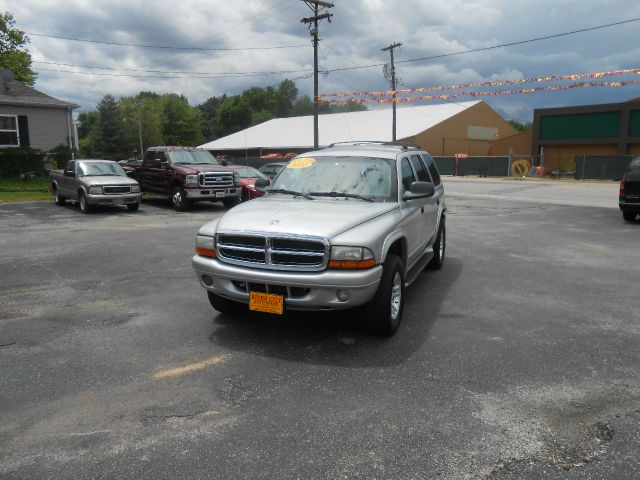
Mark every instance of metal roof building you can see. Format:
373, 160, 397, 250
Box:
199, 100, 518, 158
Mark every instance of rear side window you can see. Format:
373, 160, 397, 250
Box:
409, 155, 430, 182
422, 153, 441, 186
627, 158, 640, 173
401, 158, 416, 191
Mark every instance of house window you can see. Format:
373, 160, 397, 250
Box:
0, 115, 20, 147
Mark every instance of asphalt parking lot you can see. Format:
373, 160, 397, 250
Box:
1, 180, 639, 479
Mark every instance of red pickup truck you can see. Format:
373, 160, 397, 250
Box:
126, 146, 241, 210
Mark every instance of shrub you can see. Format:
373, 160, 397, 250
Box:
46, 144, 73, 169
0, 147, 45, 178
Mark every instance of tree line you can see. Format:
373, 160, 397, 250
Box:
78, 80, 366, 160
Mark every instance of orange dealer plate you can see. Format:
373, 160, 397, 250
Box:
249, 291, 284, 315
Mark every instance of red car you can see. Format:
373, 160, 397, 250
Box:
227, 165, 270, 202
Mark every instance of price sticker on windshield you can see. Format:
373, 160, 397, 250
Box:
287, 157, 315, 169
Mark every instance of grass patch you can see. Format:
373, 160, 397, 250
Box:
0, 177, 52, 203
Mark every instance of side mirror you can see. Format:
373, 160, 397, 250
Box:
255, 178, 270, 193
403, 181, 435, 200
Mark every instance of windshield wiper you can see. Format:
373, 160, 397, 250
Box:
267, 189, 315, 200
309, 191, 374, 202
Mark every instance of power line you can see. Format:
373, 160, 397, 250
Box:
25, 31, 307, 51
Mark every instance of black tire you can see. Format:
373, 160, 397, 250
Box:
78, 192, 92, 213
54, 188, 66, 205
359, 255, 405, 336
427, 218, 446, 270
223, 197, 241, 209
127, 203, 140, 212
622, 211, 637, 222
207, 291, 245, 314
170, 187, 190, 211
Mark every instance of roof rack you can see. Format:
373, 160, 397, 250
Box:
327, 141, 422, 151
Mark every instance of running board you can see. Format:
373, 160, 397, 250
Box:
405, 247, 434, 286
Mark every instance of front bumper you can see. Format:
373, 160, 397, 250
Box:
192, 255, 382, 311
87, 192, 142, 205
185, 187, 240, 200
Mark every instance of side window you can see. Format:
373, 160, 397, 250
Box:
65, 161, 76, 175
143, 150, 155, 166
422, 153, 441, 186
154, 152, 167, 168
400, 158, 416, 191
409, 155, 430, 182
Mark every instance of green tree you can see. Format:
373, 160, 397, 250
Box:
508, 119, 532, 132
77, 111, 99, 157
197, 94, 227, 141
0, 11, 37, 85
120, 92, 164, 155
95, 94, 132, 159
159, 94, 203, 146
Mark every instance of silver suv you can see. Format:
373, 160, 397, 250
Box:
192, 142, 446, 335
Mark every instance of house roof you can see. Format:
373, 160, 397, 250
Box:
199, 100, 482, 150
0, 78, 80, 109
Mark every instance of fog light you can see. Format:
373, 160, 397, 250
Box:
336, 290, 350, 302
202, 275, 214, 286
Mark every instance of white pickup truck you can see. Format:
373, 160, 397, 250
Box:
50, 159, 142, 213
192, 142, 446, 335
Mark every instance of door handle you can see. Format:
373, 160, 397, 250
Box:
436, 200, 440, 205
420, 206, 424, 214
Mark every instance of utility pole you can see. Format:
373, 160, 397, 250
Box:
301, 0, 334, 149
382, 42, 402, 142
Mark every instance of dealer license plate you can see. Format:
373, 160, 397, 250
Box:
249, 291, 284, 315
215, 191, 226, 198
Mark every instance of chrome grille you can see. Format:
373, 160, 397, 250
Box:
103, 185, 131, 194
200, 172, 234, 188
217, 233, 328, 271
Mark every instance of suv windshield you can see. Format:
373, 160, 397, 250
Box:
169, 150, 218, 165
269, 156, 398, 202
78, 162, 126, 177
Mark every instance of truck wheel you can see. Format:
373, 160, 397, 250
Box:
79, 192, 92, 213
223, 197, 241, 208
622, 211, 637, 222
427, 219, 446, 270
127, 203, 140, 212
171, 187, 189, 211
207, 291, 245, 314
54, 189, 66, 205
359, 254, 404, 336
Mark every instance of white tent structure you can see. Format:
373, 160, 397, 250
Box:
199, 101, 483, 151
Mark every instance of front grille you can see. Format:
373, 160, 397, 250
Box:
200, 172, 234, 188
103, 185, 131, 194
217, 233, 328, 271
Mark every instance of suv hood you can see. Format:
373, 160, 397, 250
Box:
172, 164, 230, 175
217, 197, 398, 239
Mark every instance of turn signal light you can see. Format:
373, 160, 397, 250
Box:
196, 247, 216, 258
328, 258, 376, 269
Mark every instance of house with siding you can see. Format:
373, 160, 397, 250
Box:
0, 73, 79, 151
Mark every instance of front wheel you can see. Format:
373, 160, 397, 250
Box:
207, 291, 245, 315
127, 203, 140, 212
223, 197, 241, 209
79, 192, 92, 213
170, 187, 190, 211
622, 211, 637, 222
54, 189, 66, 205
359, 255, 405, 336
427, 219, 446, 270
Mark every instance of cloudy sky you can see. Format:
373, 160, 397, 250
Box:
5, 0, 640, 123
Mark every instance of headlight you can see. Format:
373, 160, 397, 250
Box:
247, 184, 255, 190
195, 235, 216, 257
131, 184, 141, 193
186, 175, 199, 186
329, 246, 375, 269
88, 185, 102, 194
233, 171, 240, 186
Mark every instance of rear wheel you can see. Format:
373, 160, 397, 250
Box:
170, 187, 189, 211
622, 211, 637, 222
79, 192, 91, 213
359, 255, 404, 336
127, 203, 140, 212
427, 219, 446, 270
54, 189, 66, 205
207, 291, 245, 314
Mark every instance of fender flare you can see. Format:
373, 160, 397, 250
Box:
380, 229, 408, 267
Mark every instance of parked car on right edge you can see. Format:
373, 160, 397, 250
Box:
619, 156, 640, 222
